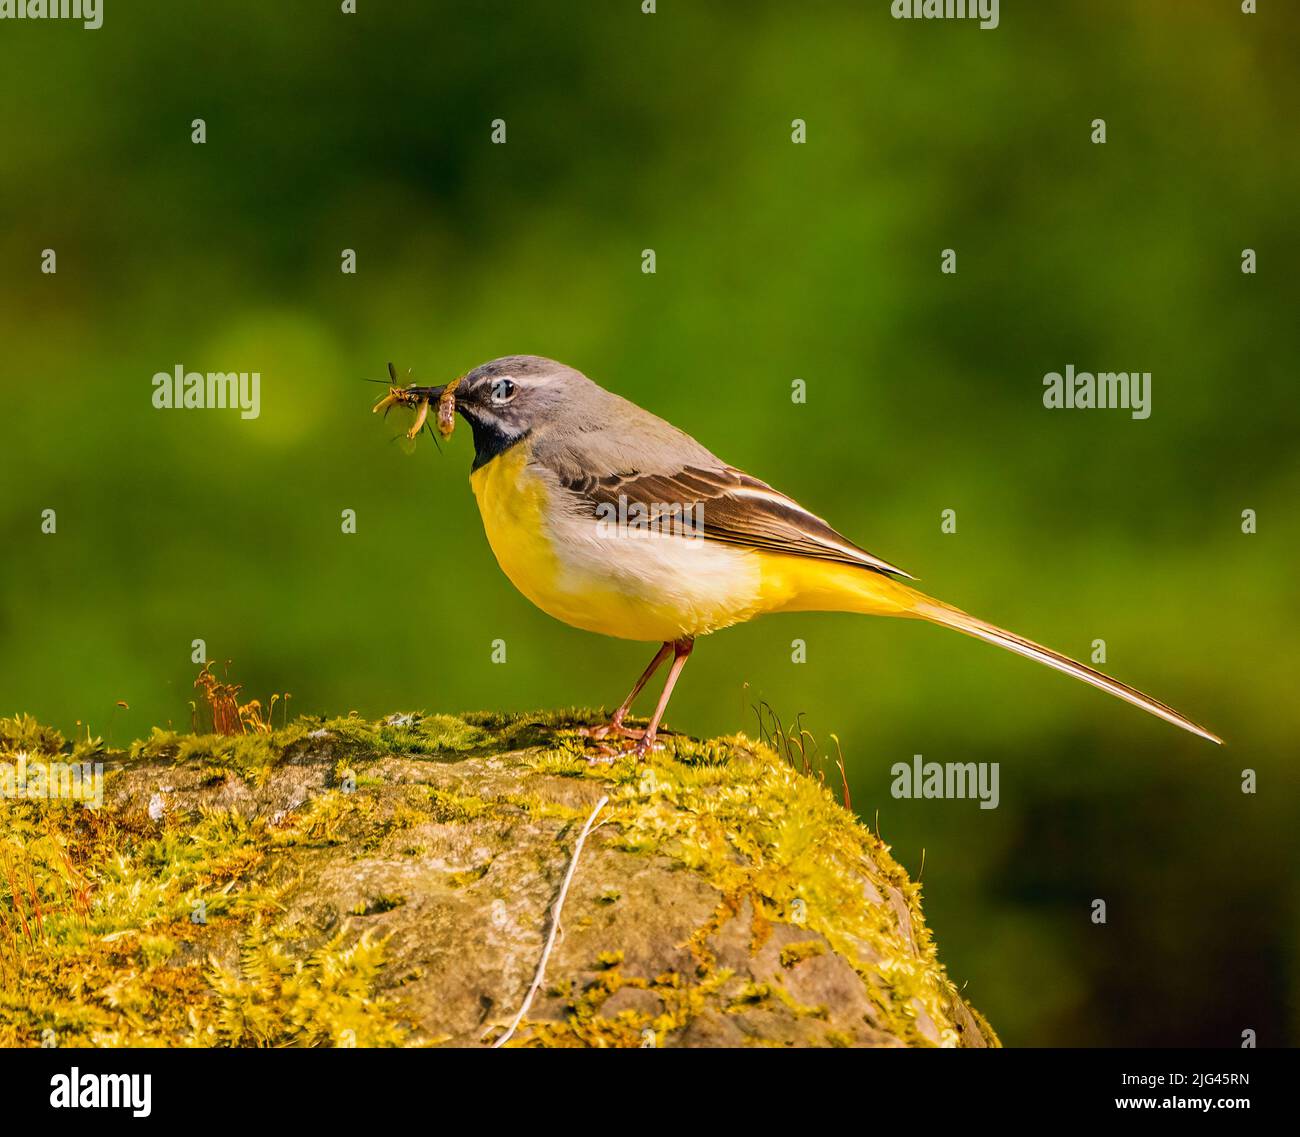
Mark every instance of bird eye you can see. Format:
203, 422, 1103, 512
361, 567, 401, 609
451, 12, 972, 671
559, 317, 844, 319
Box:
490, 378, 517, 405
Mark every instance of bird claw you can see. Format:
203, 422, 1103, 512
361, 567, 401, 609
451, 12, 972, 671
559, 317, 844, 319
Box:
581, 733, 662, 764
576, 721, 645, 742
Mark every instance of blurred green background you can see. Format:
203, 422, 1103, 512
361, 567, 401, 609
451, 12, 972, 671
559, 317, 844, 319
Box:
1, 1, 1296, 1047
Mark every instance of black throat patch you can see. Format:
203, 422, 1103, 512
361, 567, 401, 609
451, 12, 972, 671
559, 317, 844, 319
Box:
468, 414, 529, 471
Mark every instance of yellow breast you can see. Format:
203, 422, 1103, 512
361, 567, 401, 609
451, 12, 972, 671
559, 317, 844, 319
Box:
468, 443, 768, 642
469, 442, 563, 607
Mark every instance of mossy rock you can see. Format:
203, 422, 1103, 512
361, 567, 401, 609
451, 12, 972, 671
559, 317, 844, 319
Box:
0, 710, 996, 1048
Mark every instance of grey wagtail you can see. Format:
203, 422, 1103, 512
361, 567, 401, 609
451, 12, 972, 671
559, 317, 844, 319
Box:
390, 354, 1221, 757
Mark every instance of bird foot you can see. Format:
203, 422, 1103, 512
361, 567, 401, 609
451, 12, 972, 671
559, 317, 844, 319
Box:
582, 733, 663, 764
576, 720, 645, 742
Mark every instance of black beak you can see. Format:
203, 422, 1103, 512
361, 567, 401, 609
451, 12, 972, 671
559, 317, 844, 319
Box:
402, 384, 447, 402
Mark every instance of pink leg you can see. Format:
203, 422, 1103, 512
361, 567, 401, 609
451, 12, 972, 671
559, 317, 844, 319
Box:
613, 642, 673, 728
632, 638, 694, 760
579, 642, 672, 740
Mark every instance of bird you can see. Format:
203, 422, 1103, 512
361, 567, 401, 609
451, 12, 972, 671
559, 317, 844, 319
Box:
398, 354, 1221, 757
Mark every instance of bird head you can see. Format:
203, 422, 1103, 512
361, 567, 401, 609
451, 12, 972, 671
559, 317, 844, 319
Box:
413, 355, 592, 469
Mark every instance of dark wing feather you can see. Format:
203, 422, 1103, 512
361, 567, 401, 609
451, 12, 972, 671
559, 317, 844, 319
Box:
560, 464, 912, 578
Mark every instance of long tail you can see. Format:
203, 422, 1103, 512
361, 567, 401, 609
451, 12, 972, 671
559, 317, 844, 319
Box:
905, 591, 1222, 744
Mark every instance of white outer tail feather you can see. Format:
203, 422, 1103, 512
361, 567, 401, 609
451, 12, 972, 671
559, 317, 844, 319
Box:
912, 599, 1223, 745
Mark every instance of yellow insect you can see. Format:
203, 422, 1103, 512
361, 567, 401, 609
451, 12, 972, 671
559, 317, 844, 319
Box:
372, 363, 462, 441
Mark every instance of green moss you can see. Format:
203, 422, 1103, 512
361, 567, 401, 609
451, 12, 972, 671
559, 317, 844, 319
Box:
0, 801, 284, 1046
0, 713, 67, 755
317, 707, 604, 760
522, 744, 591, 778
207, 920, 410, 1047
1, 709, 995, 1049
512, 729, 988, 1048
0, 731, 414, 1046
510, 962, 738, 1049
130, 724, 312, 784
779, 940, 827, 969
426, 787, 492, 823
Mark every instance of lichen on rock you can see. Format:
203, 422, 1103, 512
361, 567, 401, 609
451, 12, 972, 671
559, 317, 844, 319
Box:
0, 710, 996, 1048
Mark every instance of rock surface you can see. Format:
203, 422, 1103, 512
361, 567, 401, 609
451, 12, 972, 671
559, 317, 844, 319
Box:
0, 710, 996, 1048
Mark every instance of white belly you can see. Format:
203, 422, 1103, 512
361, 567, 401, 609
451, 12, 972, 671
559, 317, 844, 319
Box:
546, 510, 766, 642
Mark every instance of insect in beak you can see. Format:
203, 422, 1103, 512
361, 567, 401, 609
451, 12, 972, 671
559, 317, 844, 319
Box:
435, 375, 462, 439
372, 363, 461, 441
